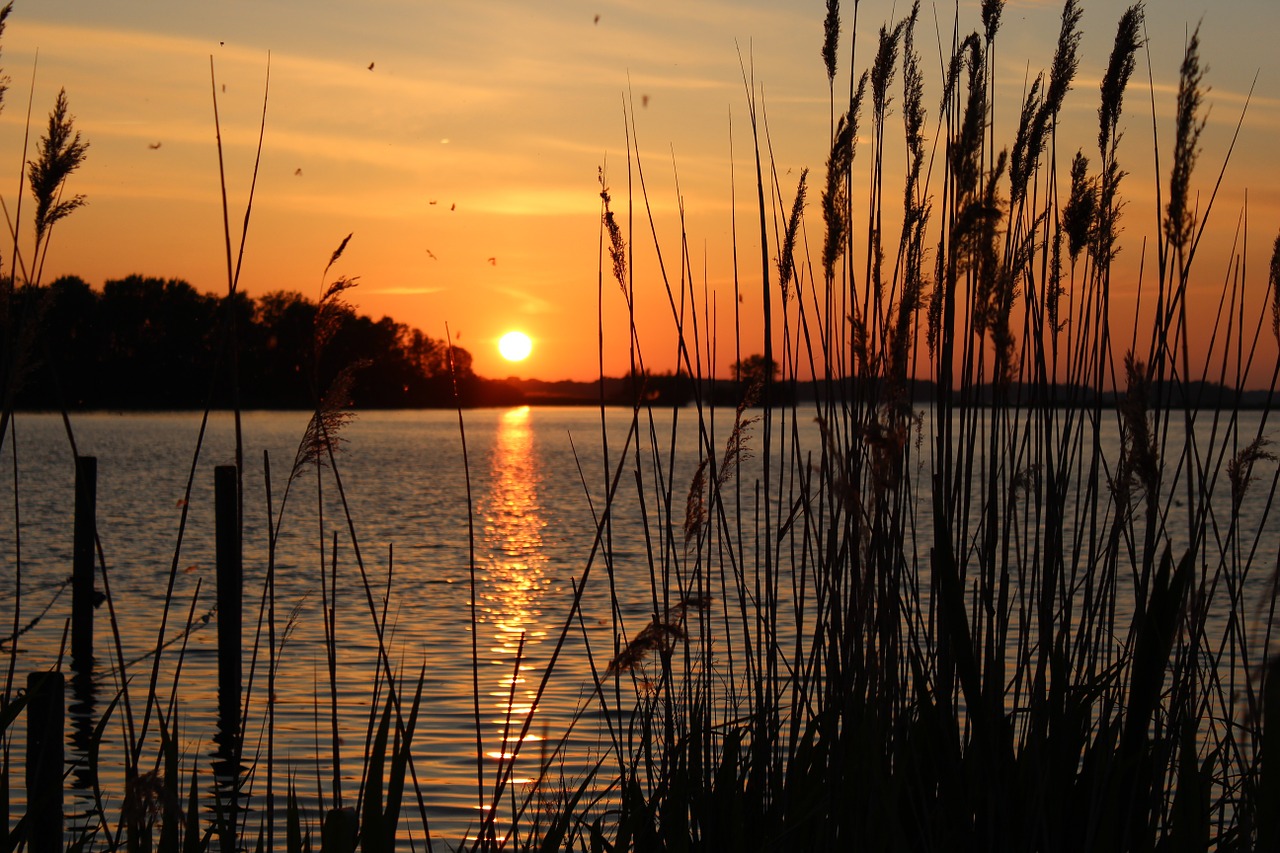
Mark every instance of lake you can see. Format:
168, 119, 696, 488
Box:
1, 406, 739, 848
1, 404, 1276, 849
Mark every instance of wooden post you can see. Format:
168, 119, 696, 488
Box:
214, 465, 242, 740
67, 667, 98, 797
26, 671, 64, 852
71, 456, 96, 667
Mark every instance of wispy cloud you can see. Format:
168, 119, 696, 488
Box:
488, 284, 558, 315
364, 285, 444, 296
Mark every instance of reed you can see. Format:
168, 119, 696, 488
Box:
0, 25, 438, 852
507, 1, 1280, 850
0, 1, 1276, 851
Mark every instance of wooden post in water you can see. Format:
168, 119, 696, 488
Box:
214, 465, 242, 740
26, 670, 64, 853
71, 456, 97, 667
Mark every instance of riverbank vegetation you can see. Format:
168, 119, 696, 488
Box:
1, 0, 1278, 850
534, 0, 1280, 849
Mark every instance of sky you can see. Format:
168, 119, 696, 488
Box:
1, 0, 1278, 384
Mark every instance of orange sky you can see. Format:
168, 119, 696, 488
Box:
2, 0, 1278, 385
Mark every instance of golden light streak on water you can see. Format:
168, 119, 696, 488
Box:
474, 404, 549, 836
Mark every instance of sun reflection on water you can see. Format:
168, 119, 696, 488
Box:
476, 405, 549, 819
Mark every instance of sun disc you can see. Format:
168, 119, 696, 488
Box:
498, 331, 533, 362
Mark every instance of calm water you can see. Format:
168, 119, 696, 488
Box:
0, 407, 715, 848
1, 405, 1275, 848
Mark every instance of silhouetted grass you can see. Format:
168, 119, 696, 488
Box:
1, 2, 1277, 851
507, 2, 1279, 850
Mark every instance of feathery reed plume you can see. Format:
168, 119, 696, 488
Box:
778, 169, 808, 300
1062, 150, 1097, 266
606, 620, 685, 677
868, 16, 907, 308
1093, 6, 1143, 268
939, 34, 971, 116
295, 243, 363, 484
289, 364, 360, 484
993, 211, 1034, 386
954, 151, 1005, 287
314, 275, 359, 359
0, 3, 10, 109
928, 227, 945, 355
870, 21, 905, 125
1044, 0, 1083, 120
890, 2, 928, 386
605, 595, 712, 676
1116, 352, 1160, 502
598, 169, 627, 297
1009, 76, 1044, 209
1094, 156, 1127, 266
981, 0, 1005, 43
1050, 227, 1066, 338
28, 88, 89, 263
1098, 4, 1143, 157
1270, 231, 1280, 345
822, 0, 840, 84
323, 231, 353, 280
684, 377, 761, 546
1164, 25, 1206, 255
1228, 436, 1275, 515
901, 2, 925, 206
821, 74, 867, 281
718, 392, 760, 489
1015, 0, 1082, 214
821, 115, 854, 279
960, 150, 1010, 374
851, 304, 871, 374
951, 36, 988, 200
682, 458, 710, 548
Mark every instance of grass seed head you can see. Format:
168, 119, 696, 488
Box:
0, 3, 11, 112
598, 169, 628, 298
1165, 26, 1207, 254
982, 0, 1005, 44
871, 20, 906, 124
1099, 4, 1143, 157
1063, 151, 1097, 264
606, 597, 709, 676
778, 169, 808, 300
821, 74, 867, 282
683, 458, 710, 548
1228, 436, 1275, 515
1045, 0, 1084, 119
822, 0, 840, 83
1270, 231, 1280, 345
28, 88, 89, 254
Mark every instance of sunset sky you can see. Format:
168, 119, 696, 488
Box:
1, 0, 1277, 383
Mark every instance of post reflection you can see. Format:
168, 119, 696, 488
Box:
478, 406, 547, 790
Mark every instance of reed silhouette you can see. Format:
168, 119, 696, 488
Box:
0, 1, 1276, 851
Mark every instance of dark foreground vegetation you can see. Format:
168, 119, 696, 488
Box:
2, 0, 1279, 851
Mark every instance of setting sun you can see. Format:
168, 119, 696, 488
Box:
498, 331, 533, 362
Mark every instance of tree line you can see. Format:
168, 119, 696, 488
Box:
0, 275, 525, 410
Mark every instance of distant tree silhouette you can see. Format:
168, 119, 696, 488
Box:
730, 354, 790, 406
97, 276, 220, 407
731, 353, 779, 385
1, 276, 479, 410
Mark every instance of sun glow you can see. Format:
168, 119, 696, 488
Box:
498, 331, 533, 362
